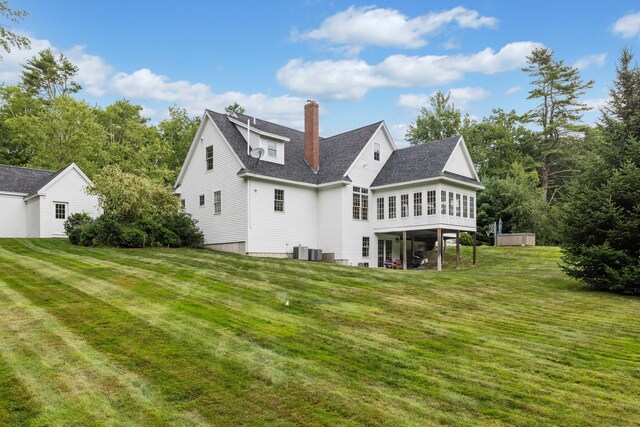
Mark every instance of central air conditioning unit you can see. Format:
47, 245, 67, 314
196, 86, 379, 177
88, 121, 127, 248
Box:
293, 245, 309, 260
308, 249, 323, 262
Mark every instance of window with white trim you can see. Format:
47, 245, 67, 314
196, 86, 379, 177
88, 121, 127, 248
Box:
448, 191, 454, 216
199, 194, 205, 207
205, 145, 213, 170
362, 237, 370, 258
214, 191, 221, 214
268, 141, 277, 158
470, 196, 475, 219
441, 190, 447, 215
388, 196, 396, 219
377, 197, 384, 220
456, 193, 461, 217
373, 142, 380, 161
352, 187, 368, 220
463, 195, 468, 218
55, 203, 66, 219
401, 194, 409, 218
413, 192, 422, 216
426, 190, 436, 215
274, 189, 284, 212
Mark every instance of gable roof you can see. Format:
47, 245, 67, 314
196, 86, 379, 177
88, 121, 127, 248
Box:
0, 164, 62, 195
206, 110, 381, 185
371, 136, 482, 188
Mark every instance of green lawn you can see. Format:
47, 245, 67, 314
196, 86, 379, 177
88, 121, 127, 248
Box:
0, 239, 638, 426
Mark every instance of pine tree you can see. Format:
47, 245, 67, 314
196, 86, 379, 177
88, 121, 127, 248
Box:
560, 49, 640, 294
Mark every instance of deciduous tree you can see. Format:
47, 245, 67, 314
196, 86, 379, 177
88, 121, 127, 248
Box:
405, 91, 462, 144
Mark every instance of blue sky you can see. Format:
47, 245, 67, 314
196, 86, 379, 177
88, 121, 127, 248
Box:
3, 1, 640, 146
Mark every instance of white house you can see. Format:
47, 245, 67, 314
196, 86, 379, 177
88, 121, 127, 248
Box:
175, 101, 483, 269
0, 163, 100, 238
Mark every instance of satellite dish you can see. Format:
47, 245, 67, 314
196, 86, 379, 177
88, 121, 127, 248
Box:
250, 148, 265, 159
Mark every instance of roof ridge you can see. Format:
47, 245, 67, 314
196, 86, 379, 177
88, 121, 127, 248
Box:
0, 164, 55, 173
324, 120, 383, 140
395, 135, 460, 152
213, 110, 306, 136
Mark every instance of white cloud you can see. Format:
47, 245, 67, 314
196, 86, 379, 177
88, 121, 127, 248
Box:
0, 35, 306, 127
612, 12, 640, 38
398, 87, 489, 111
278, 41, 542, 99
301, 6, 497, 50
574, 53, 606, 70
504, 86, 522, 96
583, 97, 610, 110
390, 123, 409, 147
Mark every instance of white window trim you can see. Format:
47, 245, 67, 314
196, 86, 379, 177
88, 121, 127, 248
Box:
199, 194, 205, 207
54, 202, 68, 220
274, 188, 285, 212
213, 190, 221, 215
267, 141, 277, 158
205, 145, 214, 171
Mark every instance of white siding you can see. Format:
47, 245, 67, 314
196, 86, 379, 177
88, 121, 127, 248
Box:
341, 126, 395, 266
247, 179, 318, 254
444, 142, 475, 178
40, 168, 101, 237
317, 185, 343, 259
181, 118, 247, 245
0, 194, 27, 237
26, 197, 40, 237
372, 181, 476, 233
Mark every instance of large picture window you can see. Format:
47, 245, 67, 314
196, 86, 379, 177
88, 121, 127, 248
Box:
426, 190, 436, 215
352, 187, 368, 220
401, 194, 409, 218
377, 197, 384, 220
214, 191, 221, 214
205, 145, 213, 170
388, 196, 396, 219
274, 189, 284, 212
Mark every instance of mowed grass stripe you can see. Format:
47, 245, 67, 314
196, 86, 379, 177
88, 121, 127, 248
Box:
0, 351, 38, 426
1, 239, 639, 425
0, 279, 207, 426
0, 246, 396, 426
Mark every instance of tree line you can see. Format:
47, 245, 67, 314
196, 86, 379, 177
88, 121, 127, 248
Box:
406, 47, 640, 293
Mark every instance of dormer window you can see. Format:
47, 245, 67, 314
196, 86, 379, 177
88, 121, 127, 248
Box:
374, 142, 380, 161
268, 141, 277, 158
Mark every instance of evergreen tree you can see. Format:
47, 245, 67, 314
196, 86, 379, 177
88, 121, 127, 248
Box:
21, 48, 81, 100
560, 49, 640, 294
523, 47, 594, 202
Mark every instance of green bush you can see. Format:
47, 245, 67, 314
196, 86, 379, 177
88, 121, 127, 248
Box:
459, 232, 473, 246
82, 215, 122, 247
120, 226, 147, 248
64, 212, 94, 245
159, 227, 181, 247
162, 212, 204, 248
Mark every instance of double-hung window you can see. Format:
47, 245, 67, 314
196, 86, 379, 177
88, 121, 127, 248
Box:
362, 237, 370, 258
388, 196, 396, 219
448, 192, 454, 216
463, 195, 468, 218
470, 196, 475, 219
214, 191, 221, 214
352, 187, 368, 220
413, 192, 422, 216
205, 145, 213, 170
274, 189, 284, 212
373, 143, 380, 161
456, 194, 461, 217
199, 194, 205, 207
268, 141, 277, 158
400, 194, 409, 218
441, 190, 447, 215
377, 197, 384, 220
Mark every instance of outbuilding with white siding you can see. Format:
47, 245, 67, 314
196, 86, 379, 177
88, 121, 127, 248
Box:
0, 163, 100, 238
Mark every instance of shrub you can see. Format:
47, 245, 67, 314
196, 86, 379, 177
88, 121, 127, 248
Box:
159, 227, 181, 247
83, 215, 122, 247
163, 212, 204, 248
120, 226, 147, 248
459, 232, 473, 246
64, 212, 93, 245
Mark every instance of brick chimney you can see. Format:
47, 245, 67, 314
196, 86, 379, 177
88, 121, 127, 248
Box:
304, 100, 320, 173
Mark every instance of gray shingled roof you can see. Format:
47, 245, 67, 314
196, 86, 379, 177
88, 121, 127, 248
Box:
206, 110, 381, 185
0, 164, 62, 195
371, 136, 480, 187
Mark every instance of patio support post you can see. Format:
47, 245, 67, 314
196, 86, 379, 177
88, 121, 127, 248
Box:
472, 231, 477, 265
456, 230, 461, 269
437, 228, 442, 271
402, 231, 407, 270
